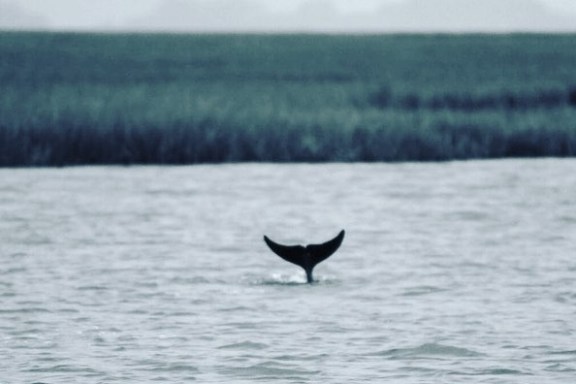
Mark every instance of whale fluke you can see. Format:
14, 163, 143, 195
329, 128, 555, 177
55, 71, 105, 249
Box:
263, 230, 345, 283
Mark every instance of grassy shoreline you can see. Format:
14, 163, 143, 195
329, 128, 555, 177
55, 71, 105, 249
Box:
1, 32, 576, 166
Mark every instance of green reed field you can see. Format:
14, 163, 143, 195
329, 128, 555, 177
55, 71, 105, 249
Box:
1, 31, 576, 166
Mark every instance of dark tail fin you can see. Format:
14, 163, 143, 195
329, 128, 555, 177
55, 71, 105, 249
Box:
263, 236, 306, 267
307, 229, 345, 267
263, 230, 345, 282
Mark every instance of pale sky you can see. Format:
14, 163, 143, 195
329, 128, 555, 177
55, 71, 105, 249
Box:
3, 0, 576, 31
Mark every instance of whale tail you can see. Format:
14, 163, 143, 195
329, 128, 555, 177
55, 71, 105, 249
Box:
263, 230, 345, 283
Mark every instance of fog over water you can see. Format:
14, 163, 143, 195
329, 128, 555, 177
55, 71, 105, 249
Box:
2, 0, 576, 32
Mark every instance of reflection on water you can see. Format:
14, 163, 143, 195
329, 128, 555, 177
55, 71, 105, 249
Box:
1, 160, 575, 383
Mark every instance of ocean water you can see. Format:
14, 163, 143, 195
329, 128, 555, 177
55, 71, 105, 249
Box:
1, 160, 575, 383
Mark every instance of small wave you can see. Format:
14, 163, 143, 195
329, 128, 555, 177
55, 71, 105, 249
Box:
554, 292, 576, 304
545, 363, 576, 373
400, 286, 448, 296
0, 267, 27, 275
217, 305, 252, 313
171, 276, 210, 284
451, 210, 490, 221
220, 361, 319, 378
136, 357, 199, 374
549, 350, 576, 355
77, 285, 109, 291
449, 367, 532, 377
372, 343, 483, 359
479, 368, 526, 375
0, 307, 51, 314
26, 365, 101, 373
221, 322, 261, 331
148, 363, 199, 373
218, 341, 269, 350
273, 353, 329, 362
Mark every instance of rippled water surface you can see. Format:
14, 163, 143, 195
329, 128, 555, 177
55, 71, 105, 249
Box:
1, 160, 575, 383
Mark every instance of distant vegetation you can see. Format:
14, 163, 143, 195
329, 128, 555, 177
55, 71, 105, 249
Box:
1, 32, 576, 166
